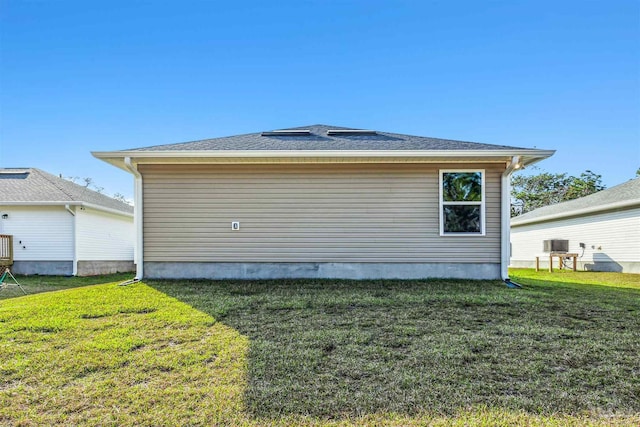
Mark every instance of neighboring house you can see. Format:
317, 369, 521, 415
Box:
93, 124, 553, 281
0, 168, 135, 275
511, 178, 640, 273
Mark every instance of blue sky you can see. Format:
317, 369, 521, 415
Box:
1, 0, 638, 199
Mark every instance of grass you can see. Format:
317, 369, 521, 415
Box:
0, 279, 248, 426
1, 270, 639, 425
0, 272, 134, 300
510, 268, 640, 289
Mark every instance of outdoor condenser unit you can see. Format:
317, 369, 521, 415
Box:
543, 239, 569, 253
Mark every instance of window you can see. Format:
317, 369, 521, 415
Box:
439, 170, 485, 235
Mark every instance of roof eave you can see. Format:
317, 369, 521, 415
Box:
0, 201, 134, 218
92, 149, 555, 171
511, 198, 640, 227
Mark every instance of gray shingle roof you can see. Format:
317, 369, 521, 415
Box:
511, 178, 640, 225
0, 168, 133, 215
123, 124, 528, 152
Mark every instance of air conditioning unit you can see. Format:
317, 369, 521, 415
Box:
543, 239, 569, 253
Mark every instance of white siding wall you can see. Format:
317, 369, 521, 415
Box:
0, 206, 74, 261
76, 207, 134, 261
511, 207, 640, 267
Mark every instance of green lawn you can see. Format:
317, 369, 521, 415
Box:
510, 268, 640, 289
1, 270, 638, 426
0, 272, 133, 300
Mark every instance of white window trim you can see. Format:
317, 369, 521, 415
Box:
439, 169, 486, 236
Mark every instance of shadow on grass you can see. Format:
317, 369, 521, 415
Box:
148, 278, 640, 421
0, 273, 134, 300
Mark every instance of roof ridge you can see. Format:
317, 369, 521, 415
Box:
31, 168, 76, 201
32, 168, 112, 205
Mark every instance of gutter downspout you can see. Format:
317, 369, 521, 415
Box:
124, 157, 143, 280
501, 156, 522, 288
64, 204, 78, 276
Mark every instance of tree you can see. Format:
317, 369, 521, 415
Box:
564, 170, 606, 200
511, 169, 605, 217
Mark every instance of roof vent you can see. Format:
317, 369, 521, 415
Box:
327, 129, 377, 136
261, 129, 311, 136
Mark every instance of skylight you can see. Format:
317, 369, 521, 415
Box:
0, 169, 30, 174
261, 130, 311, 136
326, 129, 377, 136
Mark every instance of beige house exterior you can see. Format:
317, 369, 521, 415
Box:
93, 125, 553, 281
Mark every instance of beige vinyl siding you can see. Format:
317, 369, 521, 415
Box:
140, 163, 503, 263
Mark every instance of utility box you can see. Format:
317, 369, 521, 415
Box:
543, 239, 569, 253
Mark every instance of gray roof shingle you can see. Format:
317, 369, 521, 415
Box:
0, 168, 133, 215
511, 178, 640, 225
123, 124, 528, 152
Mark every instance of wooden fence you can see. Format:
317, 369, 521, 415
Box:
0, 235, 13, 267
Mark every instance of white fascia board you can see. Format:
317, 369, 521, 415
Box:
511, 199, 640, 227
93, 148, 555, 158
92, 149, 555, 171
80, 203, 135, 218
1, 201, 133, 218
1, 201, 83, 207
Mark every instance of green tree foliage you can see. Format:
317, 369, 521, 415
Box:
511, 169, 605, 217
442, 172, 482, 201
